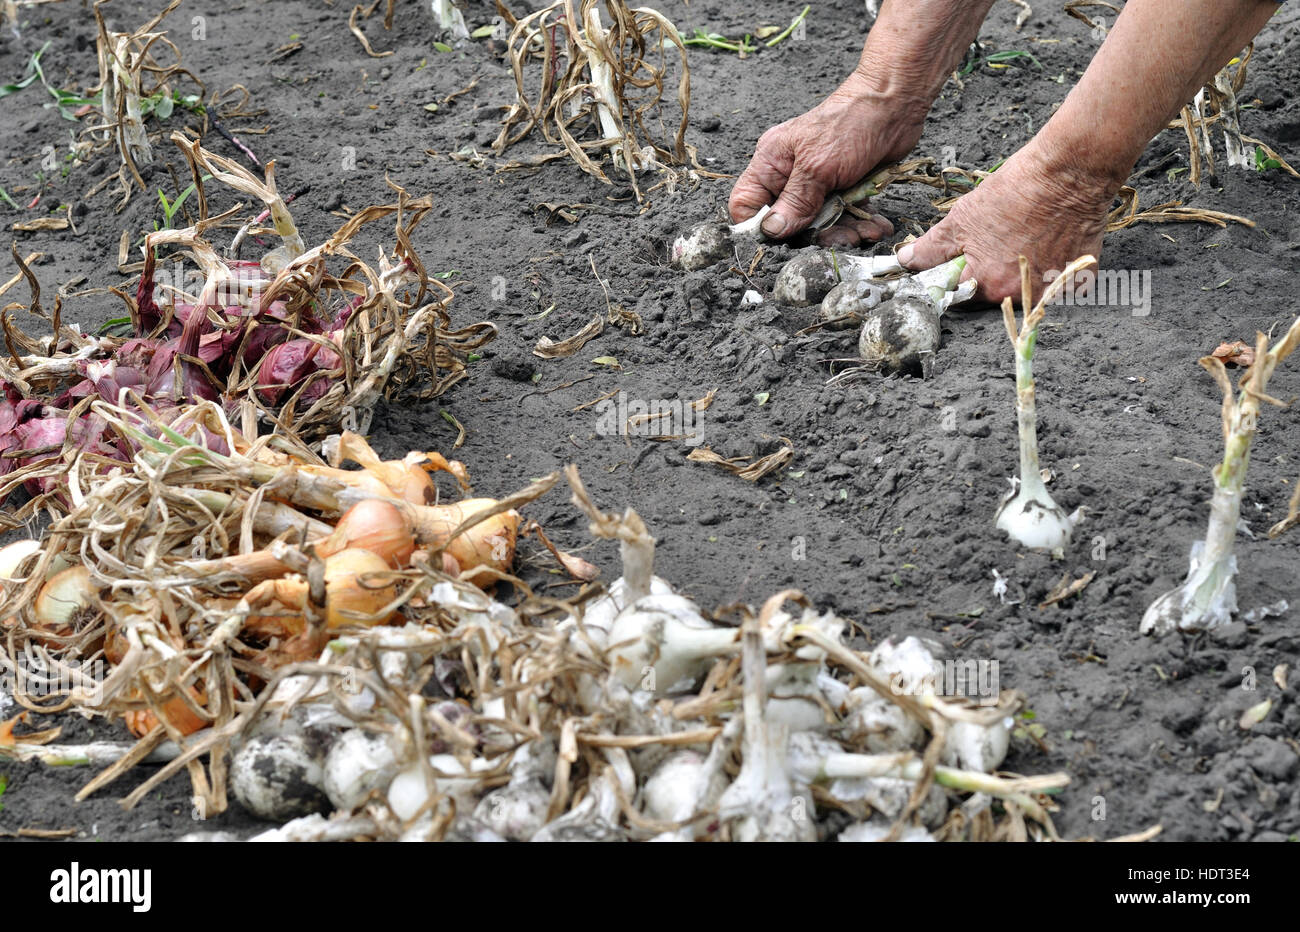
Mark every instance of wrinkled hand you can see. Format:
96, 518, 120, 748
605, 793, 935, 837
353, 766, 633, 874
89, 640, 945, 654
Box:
728, 76, 923, 247
898, 136, 1117, 305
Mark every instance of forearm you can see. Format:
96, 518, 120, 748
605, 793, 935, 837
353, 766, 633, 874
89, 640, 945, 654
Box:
851, 0, 999, 111
1041, 0, 1279, 187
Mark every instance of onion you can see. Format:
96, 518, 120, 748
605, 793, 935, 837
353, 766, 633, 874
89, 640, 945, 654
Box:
857, 257, 973, 378
242, 548, 400, 644
33, 566, 95, 636
325, 431, 440, 505
408, 499, 519, 587
319, 549, 399, 627
605, 593, 737, 694
774, 250, 901, 307
316, 500, 415, 569
819, 278, 885, 330
669, 206, 770, 271
323, 729, 399, 811
993, 260, 1091, 555
0, 539, 41, 580
230, 734, 331, 821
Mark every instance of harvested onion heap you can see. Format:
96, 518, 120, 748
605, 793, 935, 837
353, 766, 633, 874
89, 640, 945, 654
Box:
0, 398, 535, 817
57, 466, 1070, 843
1141, 314, 1300, 635
0, 135, 494, 520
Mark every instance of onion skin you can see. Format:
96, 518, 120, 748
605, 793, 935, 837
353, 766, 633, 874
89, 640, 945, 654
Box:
243, 547, 400, 643
407, 499, 519, 587
316, 500, 415, 569
124, 685, 208, 739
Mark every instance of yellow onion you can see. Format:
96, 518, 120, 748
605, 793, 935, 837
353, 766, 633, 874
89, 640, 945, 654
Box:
124, 684, 209, 739
408, 499, 520, 587
244, 547, 400, 644
317, 500, 415, 569
322, 548, 400, 628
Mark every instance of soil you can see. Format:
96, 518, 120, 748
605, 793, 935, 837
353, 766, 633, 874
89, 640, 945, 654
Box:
2, 0, 1299, 843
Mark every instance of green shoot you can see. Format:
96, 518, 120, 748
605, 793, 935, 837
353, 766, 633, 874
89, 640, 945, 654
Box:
0, 773, 6, 811
763, 4, 810, 48
682, 28, 757, 54
1254, 145, 1283, 173
0, 187, 18, 210
98, 316, 135, 337
960, 49, 1042, 77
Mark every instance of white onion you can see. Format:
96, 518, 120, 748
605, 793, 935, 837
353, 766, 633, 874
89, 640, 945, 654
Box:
322, 729, 399, 812
230, 734, 330, 822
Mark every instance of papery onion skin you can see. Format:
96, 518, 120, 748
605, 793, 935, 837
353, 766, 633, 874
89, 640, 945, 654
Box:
317, 500, 415, 569
124, 685, 209, 739
407, 499, 520, 587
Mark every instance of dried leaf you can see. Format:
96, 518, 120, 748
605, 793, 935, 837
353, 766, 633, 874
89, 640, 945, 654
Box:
533, 314, 604, 359
1211, 340, 1255, 368
11, 217, 69, 233
1038, 571, 1096, 609
687, 438, 794, 482
1273, 664, 1290, 690
526, 520, 600, 581
0, 712, 61, 747
1239, 698, 1271, 730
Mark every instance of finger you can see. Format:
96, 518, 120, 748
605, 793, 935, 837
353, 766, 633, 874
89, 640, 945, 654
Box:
815, 214, 893, 248
897, 217, 961, 270
729, 147, 790, 224
762, 159, 834, 239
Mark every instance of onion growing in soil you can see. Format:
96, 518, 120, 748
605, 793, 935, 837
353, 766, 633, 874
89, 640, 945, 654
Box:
774, 250, 903, 307
993, 258, 1093, 555
670, 206, 771, 271
1141, 315, 1300, 635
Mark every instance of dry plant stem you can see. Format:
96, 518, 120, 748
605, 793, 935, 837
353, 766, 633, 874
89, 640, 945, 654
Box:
564, 464, 654, 601
1142, 315, 1300, 634
1268, 480, 1300, 539
0, 739, 182, 767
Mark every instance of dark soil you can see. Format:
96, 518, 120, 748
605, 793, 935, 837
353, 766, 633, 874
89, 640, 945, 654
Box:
2, 0, 1299, 842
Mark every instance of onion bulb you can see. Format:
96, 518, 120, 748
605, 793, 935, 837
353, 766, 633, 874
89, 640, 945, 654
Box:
230, 734, 331, 821
316, 500, 415, 569
819, 278, 885, 329
606, 593, 737, 694
670, 206, 770, 271
408, 499, 519, 588
857, 257, 972, 378
243, 548, 400, 642
32, 566, 95, 638
323, 729, 399, 811
774, 250, 902, 307
0, 539, 41, 581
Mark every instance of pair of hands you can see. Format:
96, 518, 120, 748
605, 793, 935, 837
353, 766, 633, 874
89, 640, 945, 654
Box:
728, 82, 1111, 305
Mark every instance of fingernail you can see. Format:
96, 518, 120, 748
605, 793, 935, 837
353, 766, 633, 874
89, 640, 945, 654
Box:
896, 243, 915, 267
761, 211, 790, 238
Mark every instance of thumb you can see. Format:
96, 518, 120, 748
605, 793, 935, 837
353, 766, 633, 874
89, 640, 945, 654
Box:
761, 162, 832, 239
897, 218, 961, 271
